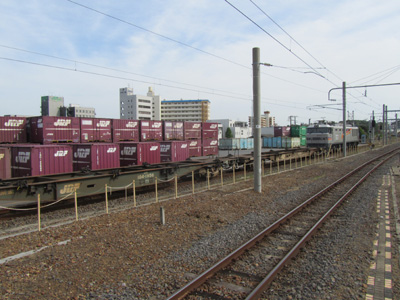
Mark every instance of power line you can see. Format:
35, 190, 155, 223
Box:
0, 56, 321, 111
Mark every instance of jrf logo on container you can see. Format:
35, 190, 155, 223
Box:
16, 152, 30, 163
4, 119, 24, 127
54, 150, 69, 157
126, 121, 138, 128
150, 146, 159, 151
60, 183, 81, 194
122, 147, 137, 155
152, 122, 162, 128
54, 119, 71, 127
75, 148, 91, 158
96, 120, 110, 127
107, 147, 117, 153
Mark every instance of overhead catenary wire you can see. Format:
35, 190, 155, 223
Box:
0, 56, 328, 113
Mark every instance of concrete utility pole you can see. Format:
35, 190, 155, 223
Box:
342, 82, 347, 157
252, 47, 261, 193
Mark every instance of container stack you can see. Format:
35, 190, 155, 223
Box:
260, 125, 306, 149
0, 116, 223, 178
201, 123, 218, 156
290, 125, 307, 146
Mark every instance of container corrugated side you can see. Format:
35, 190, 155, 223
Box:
160, 141, 189, 162
184, 122, 202, 140
140, 121, 163, 141
219, 138, 240, 150
11, 144, 73, 177
291, 137, 301, 148
163, 121, 184, 141
272, 137, 282, 148
247, 138, 254, 150
202, 122, 219, 140
202, 139, 218, 156
0, 116, 27, 143
262, 137, 273, 148
0, 147, 12, 179
239, 138, 248, 149
274, 126, 291, 137
119, 142, 160, 166
112, 119, 139, 142
72, 143, 119, 171
188, 139, 202, 157
300, 136, 307, 146
80, 118, 112, 142
29, 116, 80, 144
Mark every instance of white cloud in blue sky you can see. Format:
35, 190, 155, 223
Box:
0, 0, 399, 125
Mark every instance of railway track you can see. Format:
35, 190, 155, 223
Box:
167, 148, 399, 299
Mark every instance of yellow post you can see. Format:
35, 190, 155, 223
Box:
207, 169, 210, 190
300, 156, 303, 167
105, 184, 109, 214
155, 177, 158, 203
175, 175, 178, 199
290, 158, 292, 170
277, 158, 280, 173
270, 161, 272, 174
192, 171, 195, 194
74, 189, 79, 221
37, 194, 41, 232
233, 163, 236, 183
283, 158, 286, 171
133, 180, 136, 207
220, 167, 223, 186
244, 163, 247, 181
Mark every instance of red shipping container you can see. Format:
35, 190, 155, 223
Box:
0, 147, 12, 179
112, 119, 139, 142
119, 142, 160, 167
139, 121, 163, 141
274, 126, 291, 137
188, 139, 202, 157
160, 141, 189, 162
202, 122, 219, 140
184, 122, 202, 140
29, 116, 80, 144
0, 116, 27, 143
202, 139, 219, 156
80, 118, 112, 142
163, 121, 184, 141
11, 144, 73, 177
71, 143, 120, 171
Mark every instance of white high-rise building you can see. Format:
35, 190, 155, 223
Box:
120, 87, 161, 120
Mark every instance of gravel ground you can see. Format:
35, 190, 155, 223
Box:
0, 145, 399, 299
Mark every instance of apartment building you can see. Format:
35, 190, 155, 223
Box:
119, 87, 161, 120
161, 99, 210, 122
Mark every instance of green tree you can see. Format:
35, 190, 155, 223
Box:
225, 127, 233, 138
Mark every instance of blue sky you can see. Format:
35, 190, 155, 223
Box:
1, 0, 399, 125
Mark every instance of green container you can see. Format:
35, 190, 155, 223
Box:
300, 136, 307, 146
290, 125, 307, 137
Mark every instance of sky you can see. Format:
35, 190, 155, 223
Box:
1, 0, 399, 126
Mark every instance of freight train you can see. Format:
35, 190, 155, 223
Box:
306, 123, 359, 150
0, 116, 219, 180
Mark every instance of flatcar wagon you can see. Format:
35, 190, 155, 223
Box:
306, 123, 359, 149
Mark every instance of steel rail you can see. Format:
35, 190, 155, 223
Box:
167, 148, 399, 299
246, 149, 399, 299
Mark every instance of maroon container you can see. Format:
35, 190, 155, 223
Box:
71, 143, 120, 171
188, 139, 202, 157
163, 121, 184, 141
202, 139, 218, 156
0, 116, 27, 143
80, 118, 112, 142
274, 126, 291, 137
119, 142, 160, 167
112, 119, 139, 142
29, 116, 80, 144
139, 121, 163, 141
11, 144, 73, 177
0, 147, 12, 179
160, 141, 189, 162
184, 122, 202, 140
202, 122, 219, 140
